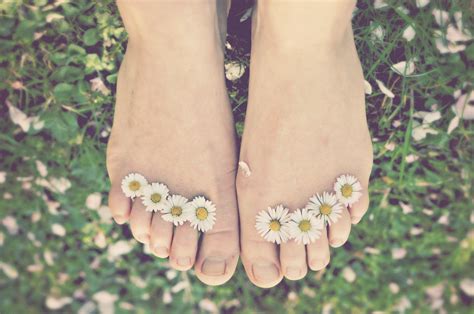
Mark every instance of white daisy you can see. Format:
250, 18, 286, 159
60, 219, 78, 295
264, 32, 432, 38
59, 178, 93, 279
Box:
306, 192, 343, 226
255, 205, 291, 244
288, 208, 324, 245
161, 194, 191, 226
141, 182, 169, 212
121, 173, 148, 198
187, 196, 217, 232
334, 174, 363, 206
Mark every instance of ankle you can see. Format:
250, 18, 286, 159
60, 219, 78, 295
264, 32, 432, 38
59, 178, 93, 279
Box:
254, 0, 356, 50
118, 1, 222, 53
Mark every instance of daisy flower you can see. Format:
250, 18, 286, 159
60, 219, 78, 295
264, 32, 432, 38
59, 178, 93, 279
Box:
255, 205, 291, 244
334, 174, 363, 206
161, 194, 191, 226
121, 173, 148, 198
306, 192, 343, 226
288, 208, 324, 245
141, 182, 169, 212
187, 196, 217, 232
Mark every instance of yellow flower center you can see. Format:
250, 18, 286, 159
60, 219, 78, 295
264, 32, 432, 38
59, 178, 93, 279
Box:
298, 220, 311, 232
171, 206, 182, 217
150, 193, 161, 203
129, 180, 141, 191
320, 204, 332, 215
196, 207, 208, 221
269, 220, 281, 231
341, 184, 353, 197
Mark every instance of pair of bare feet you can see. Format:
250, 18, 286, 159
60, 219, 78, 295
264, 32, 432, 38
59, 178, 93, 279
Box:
106, 0, 372, 288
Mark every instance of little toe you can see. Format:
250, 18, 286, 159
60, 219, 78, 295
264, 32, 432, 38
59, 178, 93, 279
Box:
108, 183, 131, 224
349, 192, 370, 224
280, 241, 307, 280
328, 207, 351, 248
129, 199, 153, 244
307, 229, 330, 271
149, 213, 173, 258
169, 224, 198, 271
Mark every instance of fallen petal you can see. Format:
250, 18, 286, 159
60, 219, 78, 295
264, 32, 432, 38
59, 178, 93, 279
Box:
447, 115, 460, 134
364, 80, 373, 95
376, 79, 395, 98
403, 25, 416, 41
391, 60, 415, 76
454, 92, 474, 120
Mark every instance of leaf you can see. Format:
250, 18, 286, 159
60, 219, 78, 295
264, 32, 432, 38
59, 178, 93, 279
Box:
0, 17, 15, 37
53, 83, 74, 103
83, 28, 99, 46
14, 20, 37, 43
85, 54, 104, 73
50, 52, 68, 65
106, 73, 117, 84
51, 66, 84, 83
67, 44, 86, 57
44, 111, 79, 143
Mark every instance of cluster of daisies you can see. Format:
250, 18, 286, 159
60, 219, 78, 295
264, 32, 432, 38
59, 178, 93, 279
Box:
256, 174, 362, 245
121, 173, 216, 232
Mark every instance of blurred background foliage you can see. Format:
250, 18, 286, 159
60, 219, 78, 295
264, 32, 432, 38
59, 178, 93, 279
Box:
0, 0, 473, 313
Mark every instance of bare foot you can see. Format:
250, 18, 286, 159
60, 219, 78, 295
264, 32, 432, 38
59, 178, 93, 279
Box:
107, 0, 239, 286
237, 0, 373, 287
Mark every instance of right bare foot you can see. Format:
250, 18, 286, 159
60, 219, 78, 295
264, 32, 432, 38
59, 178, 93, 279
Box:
237, 0, 373, 288
106, 0, 239, 286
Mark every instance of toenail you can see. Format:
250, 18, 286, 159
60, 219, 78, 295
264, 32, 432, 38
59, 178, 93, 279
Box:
330, 238, 345, 247
285, 267, 302, 279
252, 263, 279, 282
177, 257, 191, 267
137, 234, 150, 244
310, 258, 329, 270
153, 246, 169, 257
202, 257, 226, 276
113, 215, 127, 224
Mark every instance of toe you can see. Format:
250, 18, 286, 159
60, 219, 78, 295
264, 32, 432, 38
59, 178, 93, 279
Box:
306, 229, 330, 271
108, 183, 131, 224
241, 238, 282, 288
328, 207, 351, 248
169, 224, 198, 271
237, 172, 283, 288
195, 230, 239, 286
149, 213, 173, 258
280, 241, 307, 280
349, 191, 370, 224
129, 199, 153, 244
195, 196, 239, 286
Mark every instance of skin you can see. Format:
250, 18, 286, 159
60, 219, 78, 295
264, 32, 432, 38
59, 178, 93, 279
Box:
107, 0, 239, 286
237, 0, 373, 287
107, 0, 372, 288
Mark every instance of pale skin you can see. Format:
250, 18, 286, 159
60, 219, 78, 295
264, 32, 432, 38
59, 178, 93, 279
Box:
107, 0, 373, 288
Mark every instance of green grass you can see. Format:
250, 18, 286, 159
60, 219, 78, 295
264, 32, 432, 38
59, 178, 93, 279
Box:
0, 0, 473, 313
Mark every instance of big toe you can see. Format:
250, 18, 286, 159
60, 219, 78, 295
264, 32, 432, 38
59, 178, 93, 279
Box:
195, 230, 239, 285
194, 191, 240, 285
242, 239, 282, 288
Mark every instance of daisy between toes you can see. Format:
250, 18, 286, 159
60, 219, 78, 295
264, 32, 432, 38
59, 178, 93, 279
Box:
120, 173, 217, 232
255, 174, 364, 245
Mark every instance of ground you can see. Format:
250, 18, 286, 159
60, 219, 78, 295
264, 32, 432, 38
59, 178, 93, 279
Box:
0, 0, 473, 313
